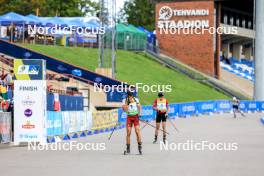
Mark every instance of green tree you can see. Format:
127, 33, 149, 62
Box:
0, 0, 99, 17
122, 0, 155, 31
0, 0, 45, 15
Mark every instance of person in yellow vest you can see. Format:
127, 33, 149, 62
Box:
0, 81, 8, 100
153, 92, 169, 143
122, 91, 142, 155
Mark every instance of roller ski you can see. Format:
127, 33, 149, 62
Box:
153, 135, 158, 144
163, 135, 167, 144
138, 143, 142, 155
124, 144, 130, 155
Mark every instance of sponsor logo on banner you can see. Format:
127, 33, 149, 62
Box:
22, 121, 35, 129
182, 105, 195, 112
94, 77, 103, 83
22, 96, 36, 106
23, 52, 32, 58
201, 103, 214, 110
24, 109, 33, 117
19, 134, 38, 139
92, 110, 118, 130
57, 65, 67, 71
219, 102, 230, 109
142, 109, 153, 116
169, 107, 175, 114
248, 103, 257, 109
121, 111, 127, 119
239, 103, 246, 109
18, 65, 40, 75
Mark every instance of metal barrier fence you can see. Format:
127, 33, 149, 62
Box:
46, 100, 264, 142
0, 112, 11, 143
5, 100, 264, 143
46, 111, 92, 142
118, 100, 264, 123
46, 110, 120, 142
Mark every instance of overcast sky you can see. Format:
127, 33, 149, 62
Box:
116, 0, 126, 12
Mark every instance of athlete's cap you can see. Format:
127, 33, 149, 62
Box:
127, 91, 133, 96
158, 92, 164, 97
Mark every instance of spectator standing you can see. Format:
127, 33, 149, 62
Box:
0, 81, 8, 100
4, 70, 14, 100
5, 69, 14, 89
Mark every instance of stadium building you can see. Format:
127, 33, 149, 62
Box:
155, 0, 256, 97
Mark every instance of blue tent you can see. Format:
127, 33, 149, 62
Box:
137, 26, 150, 34
65, 18, 99, 28
0, 12, 29, 25
47, 17, 68, 27
26, 14, 42, 25
84, 19, 99, 28
0, 16, 5, 25
137, 26, 156, 52
63, 17, 100, 28
67, 19, 85, 27
137, 26, 155, 42
39, 17, 54, 27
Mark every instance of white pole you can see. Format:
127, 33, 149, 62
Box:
23, 22, 25, 43
11, 22, 13, 42
0, 21, 1, 39
111, 0, 116, 78
254, 0, 264, 100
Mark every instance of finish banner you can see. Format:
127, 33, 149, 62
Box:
14, 59, 47, 145
14, 80, 47, 145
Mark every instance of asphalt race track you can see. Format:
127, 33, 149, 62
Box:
1, 113, 264, 176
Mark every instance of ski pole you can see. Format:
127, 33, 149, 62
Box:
108, 122, 119, 140
139, 119, 170, 135
140, 122, 148, 130
168, 118, 180, 132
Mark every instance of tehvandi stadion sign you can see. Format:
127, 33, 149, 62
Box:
157, 7, 209, 29
156, 1, 216, 77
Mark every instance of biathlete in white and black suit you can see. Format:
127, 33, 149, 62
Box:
232, 97, 245, 118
